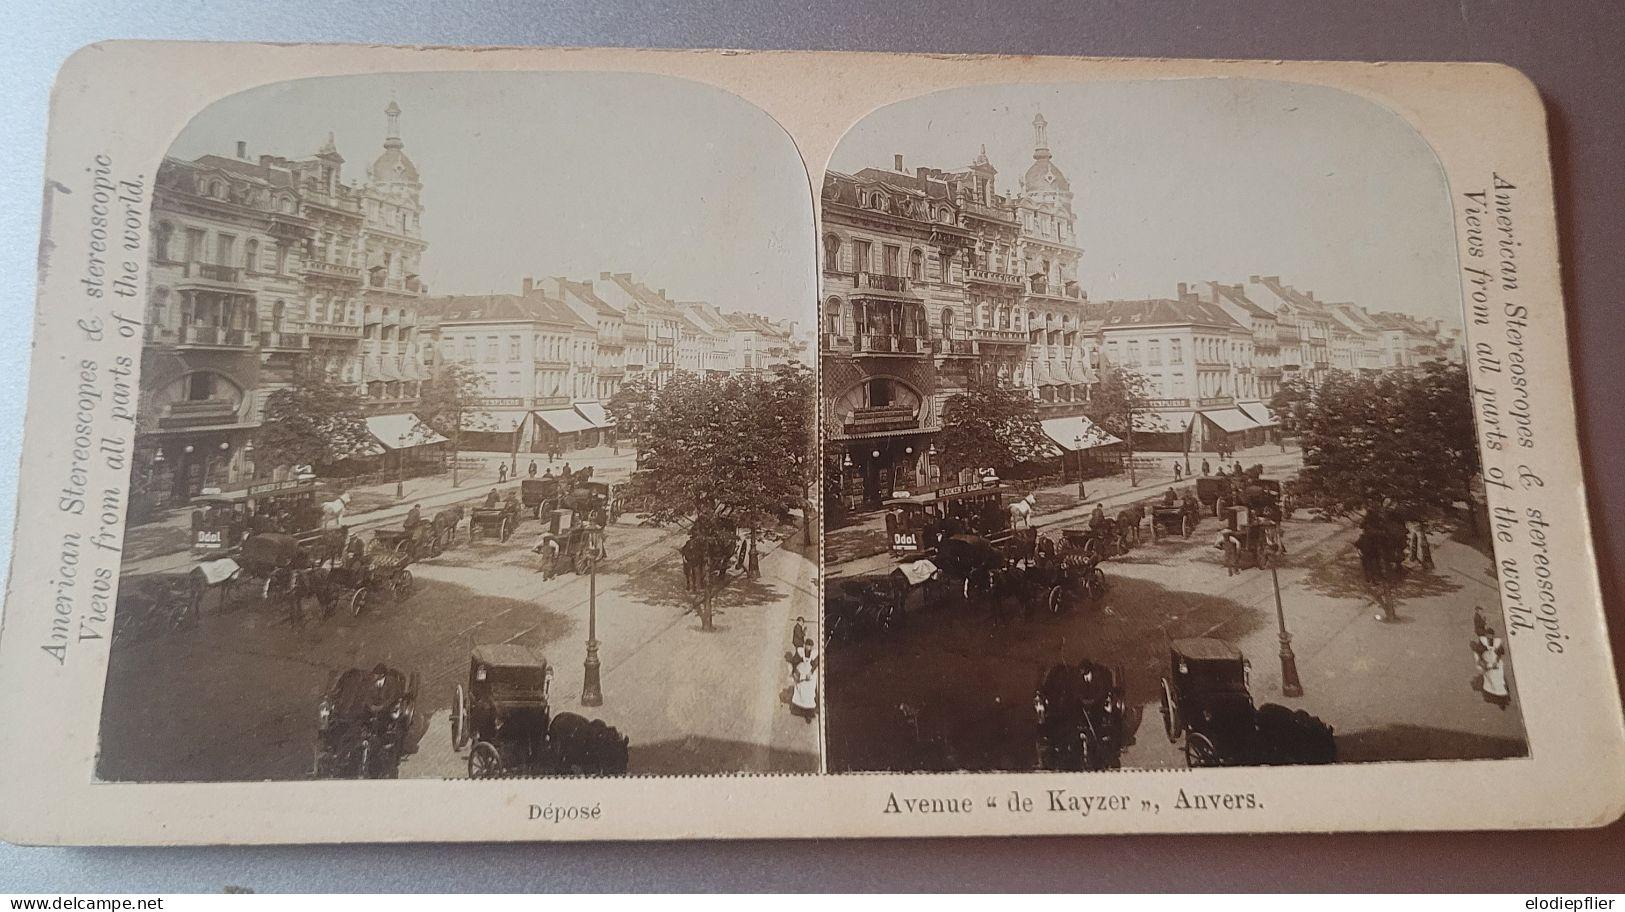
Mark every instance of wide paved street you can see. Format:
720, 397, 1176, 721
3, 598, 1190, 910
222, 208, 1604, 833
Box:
825, 458, 1528, 773
98, 465, 819, 781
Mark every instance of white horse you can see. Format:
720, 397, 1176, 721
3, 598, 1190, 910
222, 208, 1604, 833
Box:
319, 493, 352, 530
1008, 493, 1037, 529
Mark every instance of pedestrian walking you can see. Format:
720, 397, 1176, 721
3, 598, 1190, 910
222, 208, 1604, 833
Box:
1216, 528, 1240, 576
1473, 626, 1510, 710
1201, 458, 1211, 476
1076, 478, 1087, 501
528, 459, 538, 478
498, 462, 508, 483
548, 446, 556, 464
792, 616, 808, 650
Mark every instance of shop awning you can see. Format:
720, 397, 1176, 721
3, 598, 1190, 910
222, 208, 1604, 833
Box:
379, 358, 403, 382
464, 409, 530, 433
535, 408, 594, 434
360, 355, 383, 384
1237, 400, 1278, 427
365, 414, 448, 450
574, 402, 616, 429
1202, 408, 1258, 434
1032, 362, 1054, 386
1041, 415, 1122, 452
1136, 410, 1192, 433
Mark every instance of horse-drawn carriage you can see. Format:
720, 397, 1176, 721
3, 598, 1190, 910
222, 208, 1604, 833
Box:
112, 569, 209, 645
190, 479, 329, 556
1027, 535, 1107, 615
1222, 504, 1283, 570
470, 493, 522, 542
535, 522, 605, 577
825, 573, 907, 643
1149, 492, 1202, 541
313, 664, 420, 779
884, 479, 1010, 558
1035, 659, 1129, 771
521, 478, 561, 519
450, 645, 629, 777
316, 535, 418, 618
1058, 520, 1128, 563
373, 521, 438, 562
1158, 637, 1335, 767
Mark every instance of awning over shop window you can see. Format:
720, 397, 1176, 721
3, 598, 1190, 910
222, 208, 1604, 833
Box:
464, 409, 530, 433
1033, 362, 1057, 386
535, 408, 594, 434
1237, 400, 1278, 427
1136, 410, 1192, 433
574, 402, 616, 429
365, 414, 448, 450
1040, 415, 1123, 452
1201, 408, 1257, 434
379, 358, 403, 382
360, 355, 383, 384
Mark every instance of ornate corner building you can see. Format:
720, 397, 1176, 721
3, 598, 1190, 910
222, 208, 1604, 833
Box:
137, 102, 431, 501
822, 114, 1097, 505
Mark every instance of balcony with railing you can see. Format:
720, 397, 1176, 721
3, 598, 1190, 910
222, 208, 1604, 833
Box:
156, 398, 242, 430
932, 336, 975, 357
303, 260, 363, 283
958, 200, 1018, 224
259, 331, 309, 351
852, 272, 912, 295
1025, 278, 1084, 300
367, 274, 424, 295
533, 395, 573, 408
1198, 396, 1235, 408
965, 326, 1030, 346
965, 268, 1023, 287
853, 334, 929, 357
305, 321, 363, 339
841, 405, 925, 437
176, 325, 253, 349
175, 262, 250, 290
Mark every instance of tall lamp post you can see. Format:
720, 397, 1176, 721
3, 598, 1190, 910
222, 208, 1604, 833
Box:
1125, 399, 1138, 487
1270, 560, 1304, 698
581, 534, 603, 706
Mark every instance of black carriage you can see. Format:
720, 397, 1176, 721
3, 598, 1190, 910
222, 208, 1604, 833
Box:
1223, 505, 1282, 570
520, 478, 560, 519
450, 645, 628, 777
233, 531, 310, 610
313, 664, 420, 779
1028, 544, 1106, 615
825, 574, 905, 643
470, 499, 521, 542
1194, 476, 1232, 517
535, 523, 605, 577
372, 521, 437, 562
1035, 660, 1128, 771
1058, 520, 1127, 563
1149, 492, 1202, 542
574, 480, 619, 524
320, 537, 417, 617
1158, 637, 1335, 767
111, 569, 209, 645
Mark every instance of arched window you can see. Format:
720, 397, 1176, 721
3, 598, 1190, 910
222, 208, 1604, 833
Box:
941, 307, 955, 340
155, 221, 175, 262
244, 239, 259, 272
823, 234, 841, 272
910, 248, 924, 281
824, 297, 843, 336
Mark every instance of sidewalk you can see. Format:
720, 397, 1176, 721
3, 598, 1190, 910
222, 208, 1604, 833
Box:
823, 443, 1303, 567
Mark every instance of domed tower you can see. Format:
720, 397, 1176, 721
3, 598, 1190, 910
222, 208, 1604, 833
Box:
369, 101, 422, 207
1020, 113, 1073, 213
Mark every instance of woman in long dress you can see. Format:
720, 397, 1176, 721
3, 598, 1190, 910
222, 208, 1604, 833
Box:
1474, 627, 1510, 710
790, 644, 818, 722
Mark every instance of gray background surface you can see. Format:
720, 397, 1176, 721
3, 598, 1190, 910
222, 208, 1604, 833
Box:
0, 0, 1621, 892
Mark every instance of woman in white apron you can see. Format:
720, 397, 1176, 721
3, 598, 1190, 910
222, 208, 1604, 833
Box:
790, 644, 818, 722
1474, 627, 1510, 710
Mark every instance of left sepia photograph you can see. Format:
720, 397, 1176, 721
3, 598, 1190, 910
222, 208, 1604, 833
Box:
96, 71, 821, 782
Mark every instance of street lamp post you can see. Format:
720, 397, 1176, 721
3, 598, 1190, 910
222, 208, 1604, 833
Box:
581, 543, 603, 706
395, 445, 405, 499
1270, 561, 1304, 698
1126, 400, 1138, 487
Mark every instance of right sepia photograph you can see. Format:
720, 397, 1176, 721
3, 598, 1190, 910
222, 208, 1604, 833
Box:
820, 79, 1530, 774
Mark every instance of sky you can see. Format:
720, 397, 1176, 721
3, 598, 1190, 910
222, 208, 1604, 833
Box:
167, 71, 816, 323
830, 78, 1465, 328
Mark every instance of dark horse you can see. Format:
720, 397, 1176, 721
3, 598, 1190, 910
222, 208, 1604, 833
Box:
682, 514, 737, 592
431, 505, 464, 551
547, 711, 630, 775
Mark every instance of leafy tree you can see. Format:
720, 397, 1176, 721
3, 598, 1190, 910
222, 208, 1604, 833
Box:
1084, 366, 1164, 442
417, 361, 491, 486
1269, 377, 1314, 434
935, 374, 1051, 477
1293, 359, 1478, 524
611, 368, 815, 629
605, 375, 657, 446
256, 368, 371, 471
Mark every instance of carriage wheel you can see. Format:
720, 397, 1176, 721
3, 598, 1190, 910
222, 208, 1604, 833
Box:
349, 588, 369, 618
499, 518, 511, 542
574, 550, 594, 575
468, 741, 502, 779
1185, 731, 1220, 768
1160, 677, 1179, 743
401, 673, 421, 731
1046, 585, 1063, 615
451, 684, 469, 752
1182, 514, 1193, 538
392, 569, 415, 600
1090, 567, 1106, 600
